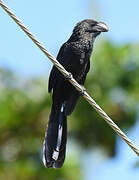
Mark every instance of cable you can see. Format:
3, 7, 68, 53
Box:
0, 0, 139, 156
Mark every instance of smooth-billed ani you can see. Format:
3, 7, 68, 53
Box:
42, 19, 108, 168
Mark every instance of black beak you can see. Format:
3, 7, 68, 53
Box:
93, 22, 109, 32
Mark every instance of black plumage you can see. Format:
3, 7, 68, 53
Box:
43, 19, 108, 168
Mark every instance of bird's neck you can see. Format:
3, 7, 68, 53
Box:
68, 31, 95, 47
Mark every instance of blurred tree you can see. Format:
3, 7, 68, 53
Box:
0, 41, 139, 179
71, 41, 139, 156
0, 68, 82, 180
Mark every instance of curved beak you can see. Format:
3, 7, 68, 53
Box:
93, 22, 109, 32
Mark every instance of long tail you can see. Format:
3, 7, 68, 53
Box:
42, 104, 67, 168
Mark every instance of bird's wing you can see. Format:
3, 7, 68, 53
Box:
79, 60, 90, 85
48, 66, 58, 93
48, 43, 67, 93
48, 42, 82, 93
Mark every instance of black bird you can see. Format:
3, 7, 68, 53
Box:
42, 19, 108, 168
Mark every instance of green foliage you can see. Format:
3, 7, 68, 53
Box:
0, 68, 82, 180
0, 41, 139, 178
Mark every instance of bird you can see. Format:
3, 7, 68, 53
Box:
42, 19, 109, 168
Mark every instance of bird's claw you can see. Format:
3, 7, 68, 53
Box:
80, 86, 86, 95
65, 72, 73, 80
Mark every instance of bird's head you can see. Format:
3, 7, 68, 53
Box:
73, 19, 109, 38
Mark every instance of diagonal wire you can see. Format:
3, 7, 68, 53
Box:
0, 0, 139, 156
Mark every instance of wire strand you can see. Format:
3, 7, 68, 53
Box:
0, 0, 139, 156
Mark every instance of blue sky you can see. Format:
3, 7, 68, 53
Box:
0, 0, 139, 179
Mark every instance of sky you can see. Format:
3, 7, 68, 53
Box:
0, 0, 139, 179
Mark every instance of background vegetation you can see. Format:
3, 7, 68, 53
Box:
0, 41, 139, 180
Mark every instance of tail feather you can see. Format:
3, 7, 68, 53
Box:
43, 105, 67, 168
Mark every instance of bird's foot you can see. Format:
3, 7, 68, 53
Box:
80, 85, 86, 95
65, 72, 73, 80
